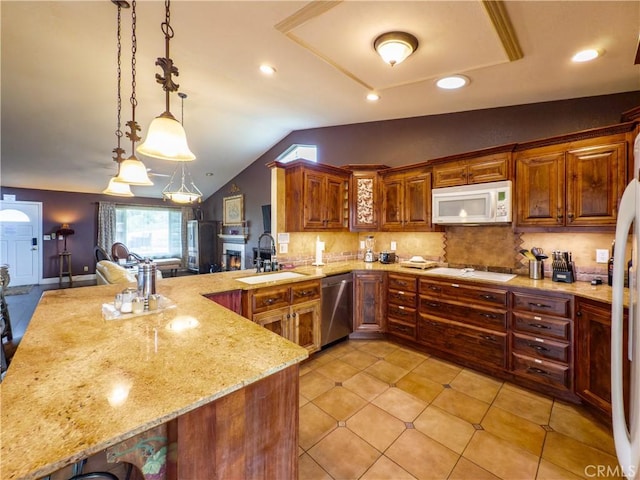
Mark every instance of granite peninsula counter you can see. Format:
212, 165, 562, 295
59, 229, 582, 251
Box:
1, 274, 309, 480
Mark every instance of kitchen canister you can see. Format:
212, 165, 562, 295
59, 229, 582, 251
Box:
529, 260, 544, 280
137, 261, 157, 308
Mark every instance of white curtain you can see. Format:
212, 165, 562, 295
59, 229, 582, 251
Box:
181, 206, 195, 267
97, 202, 116, 254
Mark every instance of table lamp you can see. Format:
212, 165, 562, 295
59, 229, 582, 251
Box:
56, 224, 75, 253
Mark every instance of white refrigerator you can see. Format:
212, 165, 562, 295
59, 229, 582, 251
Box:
612, 132, 640, 479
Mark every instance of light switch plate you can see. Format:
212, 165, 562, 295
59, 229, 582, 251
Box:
279, 243, 288, 254
360, 241, 365, 249
596, 249, 609, 263
43, 234, 51, 240
390, 241, 397, 251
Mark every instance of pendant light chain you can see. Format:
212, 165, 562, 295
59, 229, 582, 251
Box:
112, 2, 125, 163
125, 0, 141, 152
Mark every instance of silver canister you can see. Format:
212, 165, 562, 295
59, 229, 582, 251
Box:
137, 261, 157, 308
529, 260, 544, 280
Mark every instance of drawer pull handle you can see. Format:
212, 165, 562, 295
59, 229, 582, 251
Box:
528, 344, 550, 352
528, 322, 550, 329
396, 281, 408, 287
424, 302, 439, 308
528, 302, 551, 308
428, 286, 440, 291
480, 294, 497, 301
480, 313, 498, 319
481, 335, 495, 342
296, 290, 314, 297
264, 298, 276, 305
527, 366, 550, 376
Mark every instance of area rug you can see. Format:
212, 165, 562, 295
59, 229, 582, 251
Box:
3, 285, 34, 296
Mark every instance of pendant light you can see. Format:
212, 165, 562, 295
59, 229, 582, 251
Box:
162, 93, 202, 203
137, 0, 195, 162
104, 1, 134, 197
115, 0, 153, 186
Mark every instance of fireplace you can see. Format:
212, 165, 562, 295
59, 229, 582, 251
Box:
225, 249, 242, 271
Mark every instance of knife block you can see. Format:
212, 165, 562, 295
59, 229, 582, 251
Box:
552, 263, 575, 283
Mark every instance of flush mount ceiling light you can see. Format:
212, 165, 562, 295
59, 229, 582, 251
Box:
114, 0, 153, 186
104, 0, 134, 197
366, 92, 380, 101
137, 0, 195, 162
436, 75, 470, 90
259, 64, 276, 75
373, 31, 419, 67
572, 48, 603, 62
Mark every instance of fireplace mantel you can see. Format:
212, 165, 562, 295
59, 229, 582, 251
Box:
218, 234, 248, 244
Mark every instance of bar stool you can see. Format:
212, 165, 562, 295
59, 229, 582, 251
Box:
59, 252, 73, 287
0, 266, 13, 342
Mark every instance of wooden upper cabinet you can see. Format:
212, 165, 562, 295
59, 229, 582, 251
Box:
515, 127, 632, 229
432, 152, 511, 188
282, 161, 350, 232
381, 168, 434, 231
342, 165, 389, 232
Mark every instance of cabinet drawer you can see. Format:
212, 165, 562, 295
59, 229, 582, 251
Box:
512, 292, 571, 318
417, 315, 450, 350
388, 274, 417, 292
251, 286, 291, 313
388, 304, 416, 324
388, 289, 417, 308
440, 283, 507, 308
511, 352, 571, 390
291, 280, 321, 304
512, 332, 569, 363
418, 296, 506, 331
388, 319, 416, 340
512, 312, 571, 340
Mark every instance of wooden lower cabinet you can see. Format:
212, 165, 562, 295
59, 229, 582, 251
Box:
387, 273, 418, 341
575, 297, 629, 418
203, 290, 242, 315
352, 271, 386, 337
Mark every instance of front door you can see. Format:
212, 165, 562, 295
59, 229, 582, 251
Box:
0, 201, 42, 286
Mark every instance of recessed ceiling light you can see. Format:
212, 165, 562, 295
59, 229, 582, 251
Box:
572, 49, 603, 62
436, 75, 469, 90
259, 64, 276, 75
366, 92, 380, 101
205, 172, 214, 176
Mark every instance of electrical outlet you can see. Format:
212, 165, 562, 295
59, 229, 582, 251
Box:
360, 240, 365, 249
83, 266, 89, 272
279, 243, 288, 254
596, 249, 609, 263
43, 234, 51, 240
390, 241, 397, 251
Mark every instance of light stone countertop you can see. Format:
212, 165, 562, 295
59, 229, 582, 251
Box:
1, 261, 625, 479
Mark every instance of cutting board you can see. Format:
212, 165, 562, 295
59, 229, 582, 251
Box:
399, 261, 438, 270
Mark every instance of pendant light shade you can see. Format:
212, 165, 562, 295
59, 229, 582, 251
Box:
114, 155, 154, 185
162, 161, 202, 204
374, 31, 419, 67
137, 112, 195, 161
103, 177, 134, 196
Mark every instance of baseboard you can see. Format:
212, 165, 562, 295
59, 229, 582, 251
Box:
40, 274, 96, 285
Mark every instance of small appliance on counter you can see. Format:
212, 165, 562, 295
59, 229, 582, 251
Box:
379, 251, 396, 264
551, 250, 575, 283
363, 235, 377, 262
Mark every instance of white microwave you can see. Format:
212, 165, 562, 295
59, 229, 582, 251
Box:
432, 180, 512, 225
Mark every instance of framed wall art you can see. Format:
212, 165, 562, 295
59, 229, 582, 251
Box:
223, 194, 244, 225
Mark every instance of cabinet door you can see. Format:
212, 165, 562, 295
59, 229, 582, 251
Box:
404, 173, 432, 230
350, 172, 379, 231
466, 154, 510, 185
324, 174, 348, 230
291, 300, 321, 353
353, 272, 386, 334
515, 151, 565, 226
380, 176, 404, 230
432, 161, 468, 188
566, 142, 626, 226
302, 171, 326, 229
575, 299, 629, 416
253, 307, 289, 338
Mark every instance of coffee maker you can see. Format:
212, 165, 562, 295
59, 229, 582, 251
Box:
364, 235, 376, 262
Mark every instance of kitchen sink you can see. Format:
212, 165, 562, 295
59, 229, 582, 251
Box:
425, 267, 516, 283
235, 271, 307, 285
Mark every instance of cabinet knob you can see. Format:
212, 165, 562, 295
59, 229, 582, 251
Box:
567, 213, 574, 222
576, 311, 582, 317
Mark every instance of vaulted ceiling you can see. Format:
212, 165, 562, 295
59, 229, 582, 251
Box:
1, 1, 639, 199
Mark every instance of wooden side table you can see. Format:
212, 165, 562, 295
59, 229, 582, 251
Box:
58, 252, 73, 287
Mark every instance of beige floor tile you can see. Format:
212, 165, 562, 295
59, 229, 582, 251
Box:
463, 431, 539, 480
481, 406, 546, 456
448, 457, 500, 480
360, 456, 417, 480
299, 402, 338, 450
413, 405, 476, 454
542, 431, 622, 479
314, 358, 360, 383
357, 340, 400, 358
308, 426, 381, 479
365, 359, 410, 384
299, 453, 333, 480
372, 387, 428, 422
339, 348, 380, 370
313, 386, 368, 421
411, 357, 462, 385
347, 404, 406, 452
431, 388, 490, 424
492, 382, 553, 425
536, 459, 584, 480
396, 371, 444, 404
449, 369, 502, 404
386, 429, 459, 480
324, 340, 357, 358
300, 370, 336, 400
384, 348, 428, 371
343, 371, 390, 402
550, 401, 616, 456
300, 392, 311, 407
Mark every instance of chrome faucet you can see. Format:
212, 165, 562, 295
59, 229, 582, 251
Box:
256, 233, 276, 273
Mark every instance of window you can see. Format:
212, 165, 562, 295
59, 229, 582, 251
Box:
115, 205, 182, 258
276, 144, 317, 163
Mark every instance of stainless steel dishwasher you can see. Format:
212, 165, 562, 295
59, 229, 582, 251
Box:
321, 273, 353, 347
